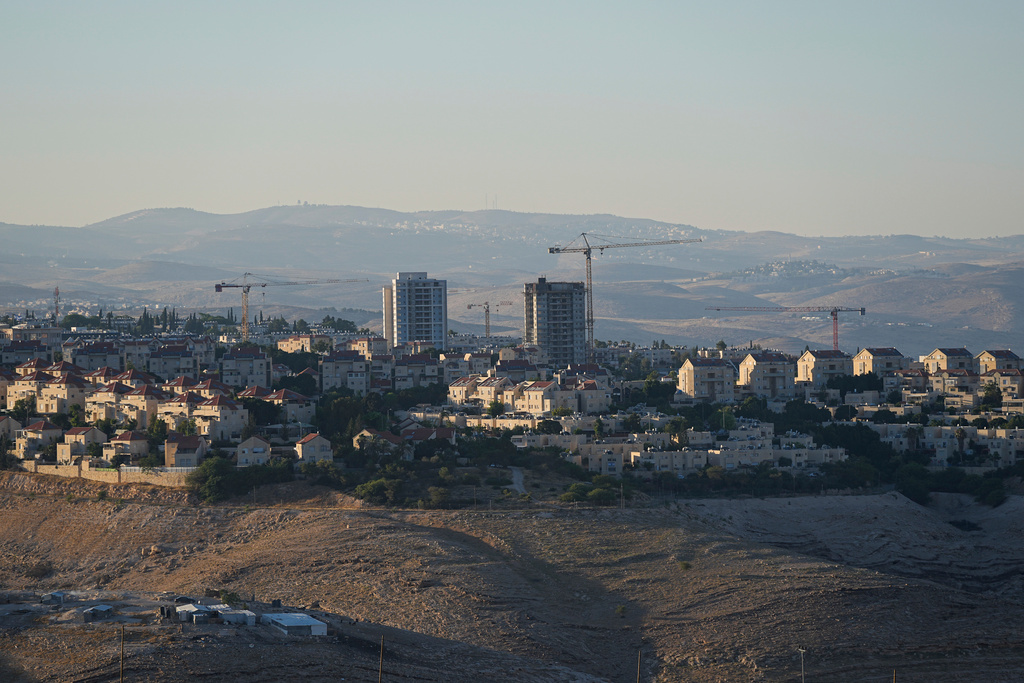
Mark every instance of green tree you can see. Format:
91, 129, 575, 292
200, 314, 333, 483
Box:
981, 382, 1002, 410
147, 414, 168, 446
487, 400, 505, 417
67, 404, 86, 428
537, 419, 562, 435
10, 397, 36, 424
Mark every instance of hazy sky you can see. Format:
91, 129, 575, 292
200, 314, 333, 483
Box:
2, 1, 1021, 237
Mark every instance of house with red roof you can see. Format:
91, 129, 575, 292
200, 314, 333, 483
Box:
15, 419, 63, 459
39, 375, 90, 415
84, 382, 133, 423
193, 396, 249, 442
121, 385, 167, 428
265, 389, 314, 425
295, 433, 332, 463
0, 415, 22, 439
57, 426, 107, 465
236, 435, 272, 467
401, 427, 456, 448
103, 430, 150, 463
157, 392, 205, 432
6, 371, 53, 407
164, 433, 208, 467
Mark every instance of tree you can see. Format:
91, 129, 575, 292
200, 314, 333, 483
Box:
981, 382, 1002, 410
68, 404, 86, 428
147, 414, 168, 447
9, 397, 36, 424
537, 419, 562, 435
487, 400, 505, 417
593, 417, 604, 439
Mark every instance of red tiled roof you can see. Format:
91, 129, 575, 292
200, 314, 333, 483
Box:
265, 389, 310, 402
296, 432, 326, 445
237, 385, 272, 398
24, 420, 61, 432
112, 430, 149, 442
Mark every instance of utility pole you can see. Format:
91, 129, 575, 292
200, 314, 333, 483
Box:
378, 635, 384, 683
120, 625, 125, 683
798, 648, 806, 683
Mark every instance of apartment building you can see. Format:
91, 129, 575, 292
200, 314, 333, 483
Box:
852, 347, 907, 376
737, 352, 795, 398
677, 358, 737, 402
796, 350, 853, 388
383, 272, 448, 350
523, 278, 586, 367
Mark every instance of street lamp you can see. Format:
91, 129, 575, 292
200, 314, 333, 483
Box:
797, 648, 806, 683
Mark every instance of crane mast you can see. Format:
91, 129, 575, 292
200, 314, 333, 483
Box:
215, 272, 367, 342
467, 300, 514, 338
549, 233, 702, 361
705, 306, 866, 351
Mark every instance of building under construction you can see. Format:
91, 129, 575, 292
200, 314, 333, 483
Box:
524, 278, 586, 367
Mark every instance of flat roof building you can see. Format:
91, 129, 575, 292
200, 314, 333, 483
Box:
383, 272, 448, 351
263, 613, 328, 636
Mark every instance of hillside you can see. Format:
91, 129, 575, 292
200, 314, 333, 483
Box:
2, 474, 1024, 681
3, 205, 1024, 353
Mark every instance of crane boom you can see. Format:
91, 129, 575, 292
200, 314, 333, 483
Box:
704, 306, 866, 351
215, 272, 368, 342
549, 232, 702, 361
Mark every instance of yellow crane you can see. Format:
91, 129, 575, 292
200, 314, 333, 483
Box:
467, 300, 514, 337
549, 232, 702, 359
215, 272, 368, 342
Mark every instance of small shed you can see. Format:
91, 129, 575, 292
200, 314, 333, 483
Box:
263, 613, 327, 636
219, 609, 257, 626
176, 603, 211, 623
41, 591, 69, 606
83, 605, 114, 622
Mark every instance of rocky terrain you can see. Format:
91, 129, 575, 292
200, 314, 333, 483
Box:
2, 472, 1024, 681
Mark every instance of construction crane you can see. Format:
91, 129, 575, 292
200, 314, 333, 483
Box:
549, 232, 702, 360
467, 300, 514, 338
704, 306, 866, 351
215, 272, 368, 342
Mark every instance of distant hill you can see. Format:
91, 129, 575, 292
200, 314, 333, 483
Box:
2, 205, 1023, 355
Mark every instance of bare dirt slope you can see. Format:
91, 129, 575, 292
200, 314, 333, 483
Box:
2, 475, 1024, 681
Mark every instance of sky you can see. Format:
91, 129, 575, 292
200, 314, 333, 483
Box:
1, 1, 1022, 237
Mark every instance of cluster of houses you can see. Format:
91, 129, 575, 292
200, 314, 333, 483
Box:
6, 316, 1024, 481
677, 347, 1024, 410
510, 418, 847, 477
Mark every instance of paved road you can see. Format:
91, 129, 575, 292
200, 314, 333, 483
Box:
509, 467, 527, 494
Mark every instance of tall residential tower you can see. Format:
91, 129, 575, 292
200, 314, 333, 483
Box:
524, 278, 586, 367
383, 272, 448, 350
